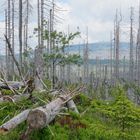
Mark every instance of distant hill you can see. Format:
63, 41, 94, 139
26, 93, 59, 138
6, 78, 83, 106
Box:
0, 42, 130, 63
66, 42, 130, 59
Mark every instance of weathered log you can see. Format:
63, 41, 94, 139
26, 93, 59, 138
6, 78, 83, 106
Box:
0, 86, 84, 131
50, 90, 79, 114
66, 100, 79, 113
27, 97, 65, 129
0, 81, 24, 90
0, 94, 29, 103
0, 109, 30, 132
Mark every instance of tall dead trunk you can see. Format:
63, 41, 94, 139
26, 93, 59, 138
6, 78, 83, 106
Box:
19, 0, 23, 73
7, 0, 11, 80
11, 0, 15, 77
5, 9, 8, 79
129, 7, 134, 82
137, 4, 140, 85
41, 0, 44, 48
34, 48, 43, 90
110, 32, 113, 80
114, 10, 121, 80
23, 0, 29, 73
34, 0, 44, 90
25, 0, 29, 51
123, 56, 126, 80
38, 0, 41, 48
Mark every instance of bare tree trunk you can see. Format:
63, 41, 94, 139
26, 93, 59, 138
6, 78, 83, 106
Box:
27, 98, 64, 129
23, 0, 29, 73
19, 0, 23, 73
137, 4, 140, 86
34, 48, 43, 90
5, 9, 8, 79
104, 65, 108, 80
27, 93, 79, 129
66, 100, 79, 113
25, 0, 29, 50
113, 19, 116, 79
110, 32, 113, 80
38, 0, 41, 48
7, 0, 11, 80
0, 94, 29, 103
96, 57, 98, 79
123, 56, 126, 80
34, 0, 44, 90
138, 32, 140, 85
41, 0, 44, 48
129, 7, 134, 82
0, 109, 30, 132
11, 0, 15, 78
115, 10, 121, 80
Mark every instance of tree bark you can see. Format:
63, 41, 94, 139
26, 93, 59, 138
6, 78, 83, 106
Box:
19, 0, 23, 72
27, 97, 64, 129
11, 0, 15, 77
0, 81, 24, 88
34, 48, 44, 90
7, 0, 11, 80
66, 100, 79, 113
0, 109, 30, 132
27, 93, 79, 129
0, 94, 29, 103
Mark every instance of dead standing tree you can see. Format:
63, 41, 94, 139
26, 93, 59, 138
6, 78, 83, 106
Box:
19, 0, 23, 73
83, 27, 89, 84
6, 0, 12, 80
5, 9, 8, 79
23, 0, 33, 72
110, 32, 113, 80
137, 5, 140, 86
114, 10, 122, 80
34, 0, 45, 90
129, 7, 134, 83
11, 0, 15, 77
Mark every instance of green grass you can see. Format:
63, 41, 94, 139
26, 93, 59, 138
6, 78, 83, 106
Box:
0, 86, 140, 140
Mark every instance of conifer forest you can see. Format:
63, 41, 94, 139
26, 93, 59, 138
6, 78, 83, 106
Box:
0, 0, 140, 140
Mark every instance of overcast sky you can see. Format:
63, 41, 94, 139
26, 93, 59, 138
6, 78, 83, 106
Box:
57, 0, 139, 43
0, 0, 139, 54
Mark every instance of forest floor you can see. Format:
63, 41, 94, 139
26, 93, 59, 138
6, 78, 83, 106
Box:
0, 84, 140, 140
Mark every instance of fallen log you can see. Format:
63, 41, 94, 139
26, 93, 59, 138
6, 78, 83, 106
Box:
0, 81, 24, 90
27, 97, 65, 129
0, 109, 30, 132
0, 94, 30, 103
26, 87, 83, 130
50, 90, 79, 114
0, 86, 85, 132
66, 100, 79, 113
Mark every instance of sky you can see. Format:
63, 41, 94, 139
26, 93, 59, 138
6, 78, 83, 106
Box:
0, 0, 139, 55
56, 0, 139, 43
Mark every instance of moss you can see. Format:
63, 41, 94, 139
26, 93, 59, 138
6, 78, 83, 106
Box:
0, 89, 13, 95
0, 86, 140, 140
